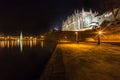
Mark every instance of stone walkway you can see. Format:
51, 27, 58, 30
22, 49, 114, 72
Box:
41, 43, 120, 80
40, 47, 65, 80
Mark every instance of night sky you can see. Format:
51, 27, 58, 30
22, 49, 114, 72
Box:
0, 0, 118, 35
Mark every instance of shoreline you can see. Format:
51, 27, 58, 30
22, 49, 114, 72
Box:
40, 42, 120, 80
40, 44, 65, 80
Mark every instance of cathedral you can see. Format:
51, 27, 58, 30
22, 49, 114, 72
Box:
62, 9, 100, 31
62, 8, 120, 31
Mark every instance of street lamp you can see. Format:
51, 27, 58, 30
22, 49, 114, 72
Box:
98, 31, 102, 45
98, 31, 102, 35
75, 31, 78, 43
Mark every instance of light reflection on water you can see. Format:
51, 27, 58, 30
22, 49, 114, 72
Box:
0, 40, 44, 51
0, 40, 56, 80
40, 40, 44, 48
0, 40, 18, 48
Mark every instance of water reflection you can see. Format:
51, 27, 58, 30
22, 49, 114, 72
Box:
20, 40, 23, 52
0, 40, 44, 51
0, 40, 19, 48
40, 40, 44, 48
0, 40, 56, 80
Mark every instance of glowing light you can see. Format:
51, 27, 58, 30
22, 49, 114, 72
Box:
17, 39, 19, 43
0, 41, 5, 48
75, 31, 78, 42
30, 37, 33, 39
19, 32, 23, 52
40, 41, 44, 48
20, 32, 23, 41
98, 31, 102, 35
30, 40, 33, 48
41, 35, 44, 38
33, 38, 37, 46
20, 40, 23, 52
75, 32, 78, 34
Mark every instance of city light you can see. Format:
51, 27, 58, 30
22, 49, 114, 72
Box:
98, 30, 103, 45
41, 35, 44, 38
98, 31, 102, 35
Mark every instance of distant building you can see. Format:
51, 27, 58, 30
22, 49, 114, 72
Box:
62, 9, 100, 31
62, 8, 120, 31
102, 8, 120, 21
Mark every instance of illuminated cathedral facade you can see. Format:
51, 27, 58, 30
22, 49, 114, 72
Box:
62, 9, 100, 31
62, 8, 120, 31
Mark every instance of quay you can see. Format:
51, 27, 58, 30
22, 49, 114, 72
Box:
41, 42, 120, 80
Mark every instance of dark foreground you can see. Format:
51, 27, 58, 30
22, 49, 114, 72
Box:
0, 41, 56, 80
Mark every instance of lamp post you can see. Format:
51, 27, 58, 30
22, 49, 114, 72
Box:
98, 31, 102, 45
75, 31, 78, 43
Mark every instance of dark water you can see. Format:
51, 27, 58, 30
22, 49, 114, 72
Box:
0, 40, 57, 80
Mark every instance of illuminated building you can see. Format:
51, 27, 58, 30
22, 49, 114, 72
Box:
103, 8, 120, 21
62, 9, 100, 31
